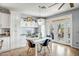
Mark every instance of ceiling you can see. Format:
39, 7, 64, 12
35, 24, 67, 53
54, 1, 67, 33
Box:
0, 3, 79, 17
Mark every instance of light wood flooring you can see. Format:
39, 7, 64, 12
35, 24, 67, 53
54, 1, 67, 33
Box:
0, 43, 79, 56
0, 47, 35, 56
52, 43, 79, 56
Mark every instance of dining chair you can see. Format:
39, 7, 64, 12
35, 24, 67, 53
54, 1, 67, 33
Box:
0, 40, 4, 49
38, 39, 50, 54
26, 40, 35, 55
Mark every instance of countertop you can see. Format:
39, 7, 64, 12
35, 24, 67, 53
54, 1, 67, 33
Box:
0, 34, 10, 38
0, 35, 10, 39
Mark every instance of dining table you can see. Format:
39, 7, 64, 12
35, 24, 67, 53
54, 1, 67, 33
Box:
26, 37, 52, 56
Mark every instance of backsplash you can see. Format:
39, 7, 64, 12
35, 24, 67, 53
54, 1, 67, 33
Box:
0, 28, 10, 37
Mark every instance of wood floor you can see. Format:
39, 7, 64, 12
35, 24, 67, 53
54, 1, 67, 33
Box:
0, 47, 35, 56
0, 43, 79, 56
52, 43, 79, 56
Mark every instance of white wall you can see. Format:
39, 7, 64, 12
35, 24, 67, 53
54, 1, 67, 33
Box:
72, 9, 79, 48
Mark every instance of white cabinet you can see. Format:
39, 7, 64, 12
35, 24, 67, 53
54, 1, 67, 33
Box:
10, 12, 27, 49
10, 38, 17, 49
18, 36, 26, 47
10, 35, 26, 49
0, 37, 10, 53
0, 13, 10, 28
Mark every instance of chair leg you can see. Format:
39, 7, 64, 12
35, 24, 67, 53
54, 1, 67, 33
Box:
47, 45, 50, 53
43, 46, 46, 56
27, 47, 30, 55
39, 46, 48, 56
39, 45, 43, 52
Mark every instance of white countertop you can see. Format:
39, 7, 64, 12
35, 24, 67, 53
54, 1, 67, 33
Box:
0, 36, 10, 39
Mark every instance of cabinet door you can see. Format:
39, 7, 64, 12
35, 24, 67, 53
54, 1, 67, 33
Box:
18, 36, 26, 47
0, 13, 10, 28
0, 38, 10, 53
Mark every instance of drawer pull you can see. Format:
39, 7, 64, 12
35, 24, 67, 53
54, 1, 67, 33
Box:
0, 40, 4, 49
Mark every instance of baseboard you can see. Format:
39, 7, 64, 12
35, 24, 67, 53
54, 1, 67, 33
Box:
52, 41, 70, 46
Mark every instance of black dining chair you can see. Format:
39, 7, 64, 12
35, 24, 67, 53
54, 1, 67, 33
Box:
39, 39, 50, 53
26, 40, 35, 55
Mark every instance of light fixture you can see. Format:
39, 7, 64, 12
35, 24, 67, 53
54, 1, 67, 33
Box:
38, 6, 47, 9
27, 16, 32, 22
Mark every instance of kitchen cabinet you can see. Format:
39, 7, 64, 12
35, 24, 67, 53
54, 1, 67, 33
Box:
10, 12, 27, 49
10, 32, 26, 49
0, 37, 10, 53
18, 36, 26, 47
10, 37, 26, 50
10, 38, 17, 49
0, 12, 10, 28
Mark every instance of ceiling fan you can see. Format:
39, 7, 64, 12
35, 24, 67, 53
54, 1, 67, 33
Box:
38, 3, 74, 10
49, 3, 74, 10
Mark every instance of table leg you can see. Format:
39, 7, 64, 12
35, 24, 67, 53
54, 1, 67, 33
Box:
35, 44, 37, 56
